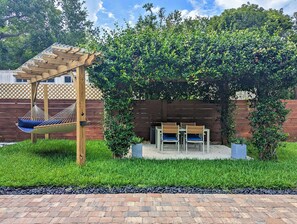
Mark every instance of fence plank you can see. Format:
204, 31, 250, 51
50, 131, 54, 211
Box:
0, 99, 104, 142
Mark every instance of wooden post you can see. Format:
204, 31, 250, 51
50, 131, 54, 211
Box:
44, 84, 49, 139
31, 82, 37, 143
76, 66, 86, 165
294, 87, 297, 99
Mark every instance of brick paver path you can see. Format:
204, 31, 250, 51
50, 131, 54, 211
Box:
0, 194, 297, 223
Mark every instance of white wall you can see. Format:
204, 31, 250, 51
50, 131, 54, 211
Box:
0, 70, 16, 83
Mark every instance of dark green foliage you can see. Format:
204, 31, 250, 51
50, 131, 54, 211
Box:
250, 100, 288, 160
0, 0, 92, 69
88, 7, 205, 157
131, 136, 143, 144
88, 3, 297, 160
232, 137, 247, 145
103, 94, 134, 158
242, 32, 297, 160
209, 3, 293, 37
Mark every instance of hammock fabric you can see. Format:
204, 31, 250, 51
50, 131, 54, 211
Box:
17, 103, 77, 134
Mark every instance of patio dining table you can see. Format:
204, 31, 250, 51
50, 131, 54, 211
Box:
155, 126, 210, 153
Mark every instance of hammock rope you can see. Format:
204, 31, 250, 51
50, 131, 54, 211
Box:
17, 103, 77, 134
21, 105, 45, 121
36, 103, 76, 127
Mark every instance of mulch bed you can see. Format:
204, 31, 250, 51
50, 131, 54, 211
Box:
1, 186, 297, 195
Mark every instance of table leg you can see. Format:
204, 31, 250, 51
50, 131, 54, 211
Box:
155, 127, 158, 148
207, 130, 210, 153
155, 128, 161, 150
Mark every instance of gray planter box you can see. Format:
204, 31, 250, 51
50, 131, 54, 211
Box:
132, 143, 143, 158
231, 143, 247, 159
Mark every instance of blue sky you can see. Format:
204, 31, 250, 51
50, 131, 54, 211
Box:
84, 0, 297, 29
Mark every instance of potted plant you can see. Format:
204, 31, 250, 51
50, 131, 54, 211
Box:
131, 136, 143, 158
231, 137, 247, 159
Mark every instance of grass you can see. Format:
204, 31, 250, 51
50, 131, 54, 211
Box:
0, 139, 297, 189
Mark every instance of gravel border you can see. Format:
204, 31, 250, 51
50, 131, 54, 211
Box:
1, 186, 297, 195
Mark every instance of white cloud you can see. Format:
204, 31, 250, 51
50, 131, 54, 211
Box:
180, 9, 201, 19
180, 0, 214, 18
108, 12, 116, 19
84, 0, 104, 23
129, 12, 135, 22
151, 6, 161, 14
134, 4, 142, 9
215, 0, 297, 15
188, 0, 205, 8
85, 0, 117, 25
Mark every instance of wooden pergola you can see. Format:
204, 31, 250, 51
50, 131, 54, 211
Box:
14, 43, 101, 165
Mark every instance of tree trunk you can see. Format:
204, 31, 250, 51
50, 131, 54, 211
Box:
218, 81, 230, 145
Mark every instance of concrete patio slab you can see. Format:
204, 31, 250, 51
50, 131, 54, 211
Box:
134, 144, 241, 160
0, 142, 15, 147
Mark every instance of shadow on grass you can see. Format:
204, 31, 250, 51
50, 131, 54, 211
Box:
33, 148, 75, 160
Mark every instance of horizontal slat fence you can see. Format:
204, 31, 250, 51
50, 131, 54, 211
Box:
0, 99, 104, 142
133, 100, 221, 142
133, 100, 297, 142
283, 100, 297, 141
234, 100, 251, 139
1, 99, 297, 142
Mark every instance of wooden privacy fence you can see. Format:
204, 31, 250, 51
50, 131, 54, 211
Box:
234, 100, 297, 141
0, 83, 104, 142
0, 99, 104, 142
133, 100, 297, 142
1, 85, 297, 143
133, 100, 221, 142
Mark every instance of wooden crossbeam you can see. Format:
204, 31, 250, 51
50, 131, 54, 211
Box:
34, 61, 59, 70
25, 66, 47, 73
15, 52, 103, 81
68, 48, 81, 54
14, 72, 33, 78
52, 45, 82, 54
52, 50, 81, 61
85, 54, 95, 66
41, 53, 58, 59
22, 67, 43, 76
15, 44, 99, 83
41, 57, 73, 65
51, 45, 72, 52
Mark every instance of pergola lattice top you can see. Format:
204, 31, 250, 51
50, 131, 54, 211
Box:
14, 43, 101, 83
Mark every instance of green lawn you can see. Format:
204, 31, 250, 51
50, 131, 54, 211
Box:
0, 140, 297, 189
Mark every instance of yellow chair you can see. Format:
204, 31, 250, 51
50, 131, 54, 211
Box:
161, 122, 177, 126
161, 124, 180, 152
185, 125, 204, 153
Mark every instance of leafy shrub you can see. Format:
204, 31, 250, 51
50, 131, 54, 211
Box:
231, 137, 247, 145
131, 136, 143, 145
250, 99, 289, 160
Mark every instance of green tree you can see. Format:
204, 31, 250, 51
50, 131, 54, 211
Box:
0, 0, 92, 69
209, 3, 293, 36
89, 3, 297, 160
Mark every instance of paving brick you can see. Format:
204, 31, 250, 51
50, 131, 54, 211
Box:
266, 217, 286, 224
0, 193, 296, 223
125, 217, 143, 223
88, 216, 102, 223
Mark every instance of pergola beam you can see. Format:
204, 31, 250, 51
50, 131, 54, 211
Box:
41, 57, 73, 65
12, 43, 101, 166
13, 43, 100, 83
